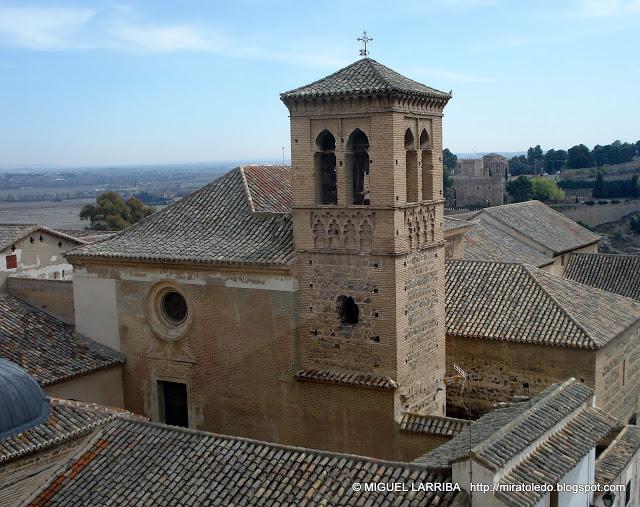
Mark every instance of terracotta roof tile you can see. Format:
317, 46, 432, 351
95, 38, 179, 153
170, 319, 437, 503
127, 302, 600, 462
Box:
399, 414, 469, 437
281, 58, 451, 101
0, 398, 123, 464
595, 425, 640, 486
0, 294, 124, 386
68, 166, 295, 267
564, 253, 640, 301
446, 260, 640, 349
26, 418, 465, 506
480, 200, 600, 255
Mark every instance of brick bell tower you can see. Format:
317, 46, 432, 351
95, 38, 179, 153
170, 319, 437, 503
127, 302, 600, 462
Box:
281, 58, 451, 419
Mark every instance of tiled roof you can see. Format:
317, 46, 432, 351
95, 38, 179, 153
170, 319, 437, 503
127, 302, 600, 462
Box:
446, 260, 640, 349
471, 380, 597, 471
480, 200, 600, 255
400, 413, 470, 437
281, 58, 451, 100
294, 368, 397, 390
0, 398, 120, 464
595, 425, 640, 486
496, 406, 618, 507
415, 380, 607, 473
242, 165, 292, 213
463, 220, 552, 267
564, 253, 640, 301
56, 229, 116, 244
0, 224, 83, 251
27, 418, 465, 507
444, 217, 472, 234
68, 166, 295, 267
0, 294, 124, 386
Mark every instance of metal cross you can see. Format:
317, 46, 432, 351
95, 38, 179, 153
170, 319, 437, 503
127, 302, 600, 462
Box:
357, 31, 373, 57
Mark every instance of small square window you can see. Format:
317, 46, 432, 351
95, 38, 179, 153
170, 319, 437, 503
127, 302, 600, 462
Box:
5, 255, 17, 270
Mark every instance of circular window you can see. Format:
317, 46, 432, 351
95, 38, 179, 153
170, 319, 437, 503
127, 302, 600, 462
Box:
161, 290, 188, 325
146, 283, 193, 341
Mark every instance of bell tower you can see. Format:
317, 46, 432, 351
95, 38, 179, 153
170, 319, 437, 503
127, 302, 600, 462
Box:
281, 58, 451, 418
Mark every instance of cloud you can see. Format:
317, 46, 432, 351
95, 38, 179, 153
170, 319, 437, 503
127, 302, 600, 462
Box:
108, 23, 225, 52
574, 0, 640, 17
0, 6, 95, 49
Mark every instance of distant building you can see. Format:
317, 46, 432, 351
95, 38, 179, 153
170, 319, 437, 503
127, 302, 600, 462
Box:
450, 154, 507, 208
0, 224, 84, 288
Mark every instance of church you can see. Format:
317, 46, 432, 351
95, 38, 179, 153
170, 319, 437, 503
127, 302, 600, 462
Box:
62, 57, 640, 464
66, 57, 454, 460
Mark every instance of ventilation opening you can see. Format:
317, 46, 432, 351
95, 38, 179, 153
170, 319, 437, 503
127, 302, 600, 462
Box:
337, 295, 359, 325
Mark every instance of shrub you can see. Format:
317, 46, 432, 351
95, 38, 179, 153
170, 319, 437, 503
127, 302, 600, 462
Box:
585, 200, 595, 205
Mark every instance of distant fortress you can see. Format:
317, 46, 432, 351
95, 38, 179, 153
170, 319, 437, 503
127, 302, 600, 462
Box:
450, 153, 508, 208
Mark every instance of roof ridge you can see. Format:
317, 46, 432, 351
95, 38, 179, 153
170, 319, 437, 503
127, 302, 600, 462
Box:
280, 59, 367, 97
524, 265, 597, 348
471, 378, 579, 457
238, 166, 256, 213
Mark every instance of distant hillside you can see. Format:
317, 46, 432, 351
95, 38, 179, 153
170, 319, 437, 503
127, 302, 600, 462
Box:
562, 159, 640, 180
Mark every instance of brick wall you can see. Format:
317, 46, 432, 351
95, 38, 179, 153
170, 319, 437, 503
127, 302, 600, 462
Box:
446, 335, 596, 417
7, 278, 74, 323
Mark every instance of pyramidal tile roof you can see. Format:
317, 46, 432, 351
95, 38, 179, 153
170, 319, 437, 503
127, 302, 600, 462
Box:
564, 252, 640, 301
68, 166, 295, 267
446, 259, 640, 349
281, 58, 451, 100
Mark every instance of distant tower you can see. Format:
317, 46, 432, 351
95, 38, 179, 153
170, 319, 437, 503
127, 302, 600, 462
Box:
281, 58, 451, 418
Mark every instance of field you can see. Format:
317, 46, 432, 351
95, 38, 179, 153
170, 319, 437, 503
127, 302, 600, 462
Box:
0, 199, 96, 229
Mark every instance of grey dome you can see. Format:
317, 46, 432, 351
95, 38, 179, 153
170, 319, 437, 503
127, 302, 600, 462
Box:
0, 358, 49, 439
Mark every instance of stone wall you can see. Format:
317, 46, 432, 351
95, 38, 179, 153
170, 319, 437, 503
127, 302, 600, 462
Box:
451, 174, 504, 208
445, 335, 596, 417
73, 260, 442, 461
7, 278, 74, 323
44, 366, 124, 408
595, 322, 640, 423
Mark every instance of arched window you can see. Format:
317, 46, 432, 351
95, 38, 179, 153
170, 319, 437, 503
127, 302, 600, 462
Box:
419, 129, 430, 150
405, 128, 418, 202
347, 129, 370, 205
315, 130, 337, 205
337, 295, 359, 325
421, 130, 434, 199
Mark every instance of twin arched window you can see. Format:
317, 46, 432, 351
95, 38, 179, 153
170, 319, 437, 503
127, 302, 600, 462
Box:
405, 127, 434, 202
315, 129, 370, 205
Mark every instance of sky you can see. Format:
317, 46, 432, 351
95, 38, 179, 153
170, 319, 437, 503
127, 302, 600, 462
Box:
0, 0, 638, 167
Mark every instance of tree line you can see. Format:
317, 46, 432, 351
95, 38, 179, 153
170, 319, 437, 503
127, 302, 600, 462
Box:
509, 140, 640, 175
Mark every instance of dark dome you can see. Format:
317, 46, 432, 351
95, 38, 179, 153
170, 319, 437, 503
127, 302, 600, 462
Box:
0, 358, 49, 439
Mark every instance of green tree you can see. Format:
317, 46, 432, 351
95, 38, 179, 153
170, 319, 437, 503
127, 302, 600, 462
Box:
443, 148, 457, 200
80, 191, 155, 231
509, 155, 534, 176
443, 148, 457, 171
567, 144, 594, 169
530, 178, 565, 202
593, 172, 607, 198
507, 176, 533, 202
526, 145, 544, 171
544, 149, 567, 172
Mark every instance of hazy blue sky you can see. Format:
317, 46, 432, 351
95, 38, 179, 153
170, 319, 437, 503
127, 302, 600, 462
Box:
0, 0, 638, 166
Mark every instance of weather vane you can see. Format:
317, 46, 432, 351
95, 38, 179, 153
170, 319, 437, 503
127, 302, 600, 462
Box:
357, 31, 373, 57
